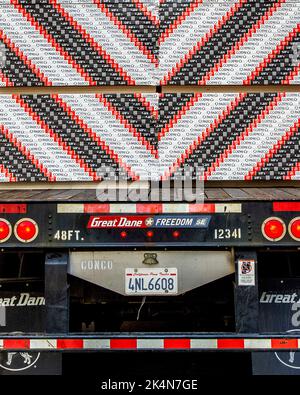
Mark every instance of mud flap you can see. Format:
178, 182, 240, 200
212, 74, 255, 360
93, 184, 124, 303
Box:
252, 279, 300, 375
0, 288, 62, 375
0, 352, 61, 375
0, 252, 67, 375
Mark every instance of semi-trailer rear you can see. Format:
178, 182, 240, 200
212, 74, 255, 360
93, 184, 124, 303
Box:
0, 0, 299, 376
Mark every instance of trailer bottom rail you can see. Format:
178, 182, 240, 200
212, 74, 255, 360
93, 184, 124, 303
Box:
0, 336, 300, 351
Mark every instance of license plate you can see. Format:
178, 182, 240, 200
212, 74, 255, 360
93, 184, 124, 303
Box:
125, 268, 178, 295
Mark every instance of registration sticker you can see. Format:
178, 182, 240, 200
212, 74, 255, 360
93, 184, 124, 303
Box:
125, 268, 178, 295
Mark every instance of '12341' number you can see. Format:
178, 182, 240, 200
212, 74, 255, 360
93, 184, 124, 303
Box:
214, 228, 242, 239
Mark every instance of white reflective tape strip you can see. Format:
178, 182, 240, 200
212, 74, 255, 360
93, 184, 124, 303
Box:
30, 339, 57, 349
0, 339, 3, 349
109, 204, 137, 213
215, 203, 242, 213
83, 339, 110, 349
137, 339, 164, 349
162, 204, 189, 213
57, 204, 84, 213
244, 339, 272, 349
190, 339, 218, 349
56, 203, 241, 214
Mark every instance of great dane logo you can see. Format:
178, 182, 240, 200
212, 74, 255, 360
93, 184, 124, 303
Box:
0, 352, 40, 372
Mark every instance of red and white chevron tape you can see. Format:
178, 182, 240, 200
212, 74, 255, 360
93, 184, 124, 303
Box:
0, 0, 159, 86
0, 92, 299, 182
0, 338, 299, 351
159, 92, 300, 181
0, 93, 158, 182
0, 0, 299, 86
159, 0, 300, 85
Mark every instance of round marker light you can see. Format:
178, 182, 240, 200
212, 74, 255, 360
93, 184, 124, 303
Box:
172, 230, 180, 239
146, 230, 154, 238
262, 217, 286, 241
14, 218, 38, 243
0, 219, 12, 242
288, 217, 300, 241
120, 231, 127, 239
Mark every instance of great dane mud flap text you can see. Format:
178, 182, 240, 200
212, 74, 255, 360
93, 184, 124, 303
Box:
0, 289, 61, 375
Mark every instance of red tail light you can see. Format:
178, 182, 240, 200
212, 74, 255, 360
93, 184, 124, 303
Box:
14, 218, 38, 243
262, 217, 286, 241
172, 230, 180, 238
289, 218, 300, 241
146, 230, 154, 238
120, 231, 127, 239
0, 219, 12, 242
